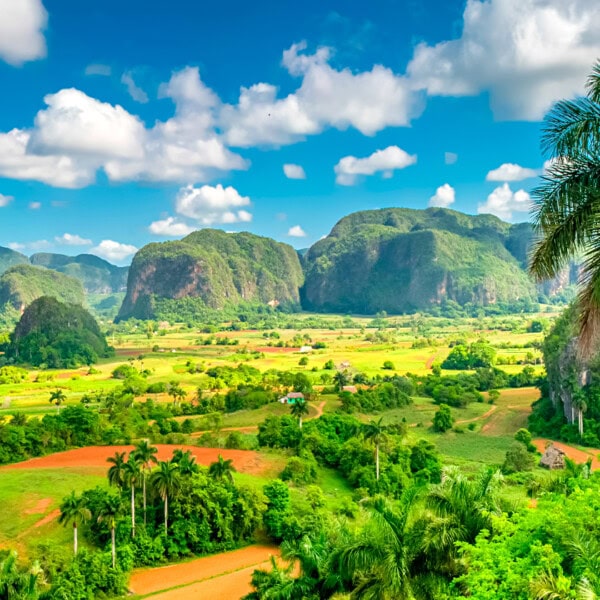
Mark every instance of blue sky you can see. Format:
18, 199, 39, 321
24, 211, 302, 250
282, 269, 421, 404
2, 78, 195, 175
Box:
0, 0, 598, 264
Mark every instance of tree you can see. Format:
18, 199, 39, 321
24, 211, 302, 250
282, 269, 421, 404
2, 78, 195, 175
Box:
433, 404, 454, 433
333, 370, 350, 392
364, 417, 386, 481
382, 360, 395, 370
97, 495, 122, 569
132, 440, 158, 525
290, 399, 309, 429
167, 381, 186, 405
58, 492, 91, 555
487, 389, 500, 404
106, 451, 127, 490
529, 61, 600, 355
123, 458, 141, 538
172, 449, 199, 476
209, 454, 236, 485
49, 389, 66, 413
150, 460, 181, 535
0, 551, 46, 599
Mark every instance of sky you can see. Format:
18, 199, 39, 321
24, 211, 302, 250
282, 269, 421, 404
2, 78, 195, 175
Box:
0, 0, 599, 265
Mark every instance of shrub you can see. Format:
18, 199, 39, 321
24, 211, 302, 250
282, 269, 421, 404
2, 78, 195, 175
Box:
433, 404, 454, 432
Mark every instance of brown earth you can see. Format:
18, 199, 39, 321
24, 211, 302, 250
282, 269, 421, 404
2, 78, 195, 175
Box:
129, 544, 278, 599
24, 498, 53, 515
533, 439, 600, 470
256, 347, 299, 353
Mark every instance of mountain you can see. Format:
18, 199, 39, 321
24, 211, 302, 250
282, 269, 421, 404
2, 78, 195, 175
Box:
301, 207, 543, 314
0, 264, 85, 310
30, 253, 128, 294
0, 247, 29, 276
117, 229, 304, 320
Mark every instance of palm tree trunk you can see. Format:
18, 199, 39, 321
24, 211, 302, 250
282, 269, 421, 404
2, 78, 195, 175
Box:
131, 484, 136, 538
376, 443, 380, 481
111, 527, 116, 569
73, 522, 78, 555
143, 473, 147, 526
579, 408, 584, 437
164, 494, 168, 536
299, 416, 303, 429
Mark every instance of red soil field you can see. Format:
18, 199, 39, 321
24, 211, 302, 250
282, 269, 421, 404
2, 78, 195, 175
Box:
533, 438, 600, 470
256, 347, 300, 353
0, 445, 267, 475
129, 544, 278, 599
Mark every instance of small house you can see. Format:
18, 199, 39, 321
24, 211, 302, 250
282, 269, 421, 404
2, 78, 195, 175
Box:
299, 346, 313, 353
342, 385, 358, 394
338, 361, 351, 370
278, 392, 305, 404
539, 444, 566, 470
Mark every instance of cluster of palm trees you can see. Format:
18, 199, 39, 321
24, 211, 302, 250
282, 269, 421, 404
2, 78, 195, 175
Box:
59, 441, 236, 569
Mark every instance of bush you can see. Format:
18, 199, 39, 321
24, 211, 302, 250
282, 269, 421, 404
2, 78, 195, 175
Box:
433, 404, 454, 433
502, 442, 536, 474
280, 453, 318, 485
382, 360, 395, 370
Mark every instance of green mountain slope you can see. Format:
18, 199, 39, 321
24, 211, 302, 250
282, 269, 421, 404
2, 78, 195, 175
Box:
0, 247, 29, 276
301, 207, 539, 313
0, 264, 85, 310
117, 229, 304, 320
30, 253, 128, 294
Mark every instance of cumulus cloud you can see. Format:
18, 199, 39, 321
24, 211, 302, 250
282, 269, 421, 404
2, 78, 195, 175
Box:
148, 217, 195, 236
221, 41, 421, 147
428, 183, 455, 208
334, 145, 417, 186
445, 152, 458, 165
486, 162, 540, 182
8, 239, 50, 251
29, 201, 41, 210
0, 0, 47, 66
175, 184, 252, 225
121, 71, 149, 104
90, 240, 138, 263
55, 233, 92, 246
283, 163, 306, 179
0, 194, 13, 207
407, 0, 600, 120
85, 63, 111, 76
288, 225, 307, 237
477, 183, 531, 220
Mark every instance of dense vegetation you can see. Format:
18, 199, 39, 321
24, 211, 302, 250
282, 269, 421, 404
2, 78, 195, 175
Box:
3, 296, 113, 368
0, 246, 28, 275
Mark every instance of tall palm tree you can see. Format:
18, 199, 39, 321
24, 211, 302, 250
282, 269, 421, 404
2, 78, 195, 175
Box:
167, 381, 186, 406
132, 440, 158, 525
209, 454, 236, 485
106, 451, 127, 490
173, 450, 199, 477
123, 458, 141, 538
364, 417, 386, 481
49, 389, 66, 413
530, 60, 600, 356
333, 370, 350, 392
290, 399, 310, 429
150, 460, 181, 535
97, 495, 122, 569
58, 492, 91, 555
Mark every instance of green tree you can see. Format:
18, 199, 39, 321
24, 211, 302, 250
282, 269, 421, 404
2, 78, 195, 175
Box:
529, 61, 600, 355
290, 399, 309, 429
433, 404, 454, 433
208, 454, 236, 485
172, 449, 200, 476
0, 551, 46, 600
49, 389, 66, 413
58, 492, 91, 555
151, 460, 181, 535
106, 451, 127, 490
333, 370, 350, 391
132, 440, 158, 525
364, 417, 386, 481
167, 381, 186, 405
97, 495, 122, 569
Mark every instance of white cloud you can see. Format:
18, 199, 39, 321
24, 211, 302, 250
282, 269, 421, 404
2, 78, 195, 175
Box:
148, 217, 195, 237
7, 242, 25, 251
486, 163, 540, 182
477, 183, 531, 220
445, 152, 458, 165
90, 240, 138, 263
221, 41, 421, 147
334, 145, 417, 186
428, 183, 455, 208
8, 239, 50, 251
85, 63, 111, 77
0, 194, 13, 207
0, 0, 47, 66
175, 184, 252, 225
288, 225, 307, 237
283, 163, 306, 179
407, 0, 600, 120
29, 201, 41, 210
55, 233, 92, 246
121, 72, 149, 104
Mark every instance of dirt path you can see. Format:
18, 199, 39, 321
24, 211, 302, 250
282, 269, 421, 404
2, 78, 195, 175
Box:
129, 544, 278, 599
312, 400, 326, 419
456, 405, 497, 425
533, 439, 600, 469
0, 445, 267, 475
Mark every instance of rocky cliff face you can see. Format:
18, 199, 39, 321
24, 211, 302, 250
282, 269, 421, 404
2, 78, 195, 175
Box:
117, 230, 304, 320
301, 207, 538, 314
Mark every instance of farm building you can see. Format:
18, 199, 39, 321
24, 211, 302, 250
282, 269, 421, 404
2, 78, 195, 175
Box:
539, 445, 566, 470
342, 385, 358, 393
299, 346, 313, 353
278, 392, 305, 404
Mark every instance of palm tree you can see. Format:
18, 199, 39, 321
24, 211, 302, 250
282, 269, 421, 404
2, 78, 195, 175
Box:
208, 454, 236, 485
132, 440, 158, 525
333, 370, 350, 392
106, 451, 127, 490
173, 449, 199, 476
97, 495, 122, 569
150, 460, 181, 536
0, 551, 46, 599
290, 399, 310, 429
123, 457, 141, 538
167, 381, 186, 406
364, 417, 386, 481
58, 492, 91, 555
529, 60, 600, 356
49, 389, 66, 413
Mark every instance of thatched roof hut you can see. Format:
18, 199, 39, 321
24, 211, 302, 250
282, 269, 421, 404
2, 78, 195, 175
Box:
539, 445, 566, 470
